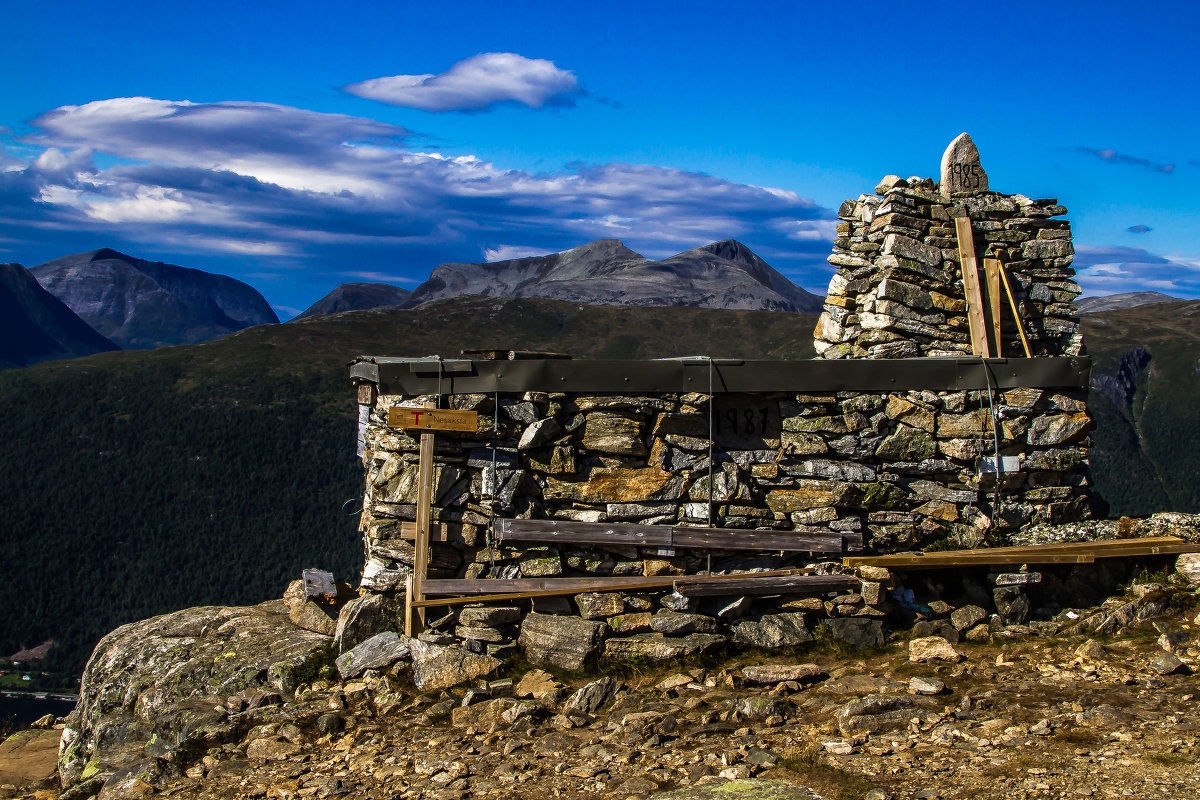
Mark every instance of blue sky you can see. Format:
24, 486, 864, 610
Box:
2, 0, 1198, 317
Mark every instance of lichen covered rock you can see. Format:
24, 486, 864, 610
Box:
59, 601, 331, 791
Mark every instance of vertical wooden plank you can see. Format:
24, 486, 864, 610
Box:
953, 216, 991, 357
404, 573, 415, 637
998, 263, 1034, 357
410, 400, 436, 634
982, 256, 1002, 357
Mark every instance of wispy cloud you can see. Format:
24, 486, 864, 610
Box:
1077, 147, 1175, 174
1074, 245, 1200, 296
344, 271, 420, 284
0, 96, 834, 293
344, 53, 580, 113
1127, 225, 1153, 234
483, 245, 552, 262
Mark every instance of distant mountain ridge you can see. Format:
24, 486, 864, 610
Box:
0, 262, 118, 369
402, 238, 824, 313
295, 282, 412, 320
32, 248, 279, 349
1078, 291, 1181, 314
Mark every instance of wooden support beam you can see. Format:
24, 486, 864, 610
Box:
422, 568, 810, 598
424, 575, 686, 596
496, 518, 673, 548
414, 568, 842, 607
408, 401, 436, 635
954, 216, 991, 357
997, 261, 1034, 357
494, 518, 854, 554
670, 526, 843, 553
844, 536, 1200, 570
403, 574, 415, 636
675, 574, 858, 597
982, 256, 1002, 356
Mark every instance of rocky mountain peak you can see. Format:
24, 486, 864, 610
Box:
31, 249, 278, 349
294, 282, 412, 321
0, 262, 117, 369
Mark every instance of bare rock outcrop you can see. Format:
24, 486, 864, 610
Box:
58, 601, 331, 793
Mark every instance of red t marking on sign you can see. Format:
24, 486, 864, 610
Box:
411, 410, 425, 425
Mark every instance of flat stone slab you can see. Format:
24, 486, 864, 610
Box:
0, 728, 61, 786
652, 778, 824, 799
742, 664, 823, 684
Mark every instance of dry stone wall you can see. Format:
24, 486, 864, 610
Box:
351, 377, 1092, 663
815, 167, 1082, 358
357, 386, 1091, 596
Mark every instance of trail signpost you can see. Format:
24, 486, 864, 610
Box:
387, 407, 478, 432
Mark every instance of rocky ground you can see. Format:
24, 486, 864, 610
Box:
6, 576, 1200, 800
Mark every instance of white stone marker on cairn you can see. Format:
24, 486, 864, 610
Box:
940, 132, 988, 196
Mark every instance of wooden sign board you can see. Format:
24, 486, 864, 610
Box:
387, 407, 478, 432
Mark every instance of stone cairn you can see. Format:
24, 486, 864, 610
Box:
815, 133, 1083, 359
346, 134, 1096, 669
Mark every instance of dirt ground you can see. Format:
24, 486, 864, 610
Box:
6, 591, 1200, 800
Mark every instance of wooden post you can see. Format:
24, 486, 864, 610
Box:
982, 256, 1002, 357
409, 400, 436, 635
953, 216, 991, 357
404, 573, 415, 637
998, 263, 1034, 357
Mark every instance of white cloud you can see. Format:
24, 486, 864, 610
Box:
345, 271, 420, 284
483, 245, 552, 262
1, 95, 835, 294
1074, 245, 1200, 296
344, 53, 580, 112
86, 186, 192, 223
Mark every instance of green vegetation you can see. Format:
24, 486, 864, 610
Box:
0, 295, 1196, 677
1082, 300, 1200, 516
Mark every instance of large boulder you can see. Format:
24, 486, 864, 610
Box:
282, 579, 352, 637
409, 639, 500, 691
730, 613, 813, 649
602, 633, 726, 661
0, 728, 61, 790
334, 631, 412, 679
652, 779, 824, 800
836, 693, 918, 737
59, 601, 332, 792
518, 613, 609, 671
334, 593, 397, 653
826, 618, 884, 650
1176, 553, 1200, 587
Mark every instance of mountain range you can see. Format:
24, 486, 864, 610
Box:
401, 238, 824, 313
3, 239, 820, 367
30, 248, 279, 349
1077, 291, 1181, 314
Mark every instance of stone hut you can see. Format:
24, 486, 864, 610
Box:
345, 135, 1096, 664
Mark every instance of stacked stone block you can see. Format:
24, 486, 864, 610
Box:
814, 175, 1082, 359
